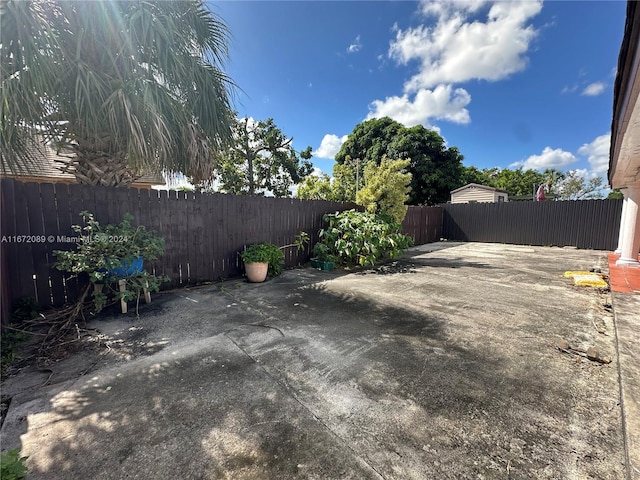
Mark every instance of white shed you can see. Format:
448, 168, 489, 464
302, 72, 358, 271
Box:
450, 183, 509, 204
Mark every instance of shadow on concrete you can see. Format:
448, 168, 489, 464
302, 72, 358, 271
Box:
0, 243, 626, 479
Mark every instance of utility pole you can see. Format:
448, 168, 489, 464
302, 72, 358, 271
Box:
355, 157, 360, 202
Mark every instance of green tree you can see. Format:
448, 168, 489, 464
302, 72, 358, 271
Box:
2, 0, 236, 186
460, 165, 498, 187
558, 170, 604, 200
492, 168, 546, 196
541, 168, 566, 195
330, 156, 363, 202
296, 173, 334, 200
335, 118, 464, 205
356, 158, 412, 224
607, 189, 624, 199
215, 117, 313, 197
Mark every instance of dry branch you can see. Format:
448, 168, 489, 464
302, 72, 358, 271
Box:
555, 339, 611, 364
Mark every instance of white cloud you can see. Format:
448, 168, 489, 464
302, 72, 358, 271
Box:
581, 82, 606, 96
577, 133, 610, 174
420, 0, 489, 18
561, 85, 578, 94
368, 1, 540, 130
367, 84, 471, 128
314, 134, 348, 159
309, 167, 325, 177
347, 35, 362, 53
569, 168, 594, 179
390, 1, 542, 92
510, 146, 577, 170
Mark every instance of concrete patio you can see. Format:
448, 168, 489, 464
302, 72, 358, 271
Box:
1, 242, 635, 479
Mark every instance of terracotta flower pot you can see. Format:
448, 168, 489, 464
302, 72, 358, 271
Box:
245, 262, 268, 283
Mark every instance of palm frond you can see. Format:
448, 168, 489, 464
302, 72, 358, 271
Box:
1, 0, 236, 185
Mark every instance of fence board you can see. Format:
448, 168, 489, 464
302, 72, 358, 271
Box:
14, 182, 36, 301
401, 205, 443, 245
24, 183, 50, 305
1, 180, 18, 321
442, 200, 622, 250
48, 184, 69, 305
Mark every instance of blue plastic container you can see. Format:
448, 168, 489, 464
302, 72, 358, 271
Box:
103, 256, 144, 277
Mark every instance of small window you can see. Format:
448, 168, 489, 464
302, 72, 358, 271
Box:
498, 196, 505, 202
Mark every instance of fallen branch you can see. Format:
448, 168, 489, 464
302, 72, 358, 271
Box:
555, 339, 611, 364
22, 283, 96, 360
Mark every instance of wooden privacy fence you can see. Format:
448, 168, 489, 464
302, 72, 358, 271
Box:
4, 177, 619, 320
442, 199, 623, 250
0, 179, 442, 318
402, 205, 443, 246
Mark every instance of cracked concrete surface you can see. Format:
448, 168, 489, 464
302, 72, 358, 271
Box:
0, 242, 627, 479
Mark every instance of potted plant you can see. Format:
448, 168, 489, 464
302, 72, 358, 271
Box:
240, 232, 309, 283
240, 243, 283, 282
310, 243, 336, 271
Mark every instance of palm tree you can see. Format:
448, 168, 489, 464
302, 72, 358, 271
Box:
1, 0, 236, 186
542, 168, 566, 195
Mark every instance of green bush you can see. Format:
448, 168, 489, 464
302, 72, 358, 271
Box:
0, 448, 28, 480
311, 242, 337, 263
317, 209, 413, 267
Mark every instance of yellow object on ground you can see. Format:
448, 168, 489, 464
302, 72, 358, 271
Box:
563, 271, 594, 278
564, 271, 608, 288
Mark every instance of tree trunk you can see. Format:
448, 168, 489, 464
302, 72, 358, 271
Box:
247, 152, 255, 195
59, 151, 139, 187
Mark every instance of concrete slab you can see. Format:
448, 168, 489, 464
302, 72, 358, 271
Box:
1, 242, 628, 479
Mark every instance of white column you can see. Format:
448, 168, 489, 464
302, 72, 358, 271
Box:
615, 194, 628, 254
616, 182, 640, 266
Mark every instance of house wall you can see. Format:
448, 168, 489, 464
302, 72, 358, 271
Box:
451, 187, 503, 204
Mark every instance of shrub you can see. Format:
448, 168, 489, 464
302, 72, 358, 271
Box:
317, 209, 413, 267
0, 448, 28, 480
311, 242, 337, 263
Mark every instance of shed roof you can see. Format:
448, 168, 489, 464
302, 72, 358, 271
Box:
450, 183, 509, 195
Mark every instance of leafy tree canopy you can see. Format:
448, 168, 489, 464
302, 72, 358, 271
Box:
1, 0, 236, 186
214, 117, 313, 197
607, 189, 624, 199
459, 166, 568, 198
492, 168, 546, 196
296, 173, 334, 200
335, 117, 464, 205
557, 170, 604, 200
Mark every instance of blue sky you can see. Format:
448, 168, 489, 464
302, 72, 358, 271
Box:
213, 0, 626, 186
